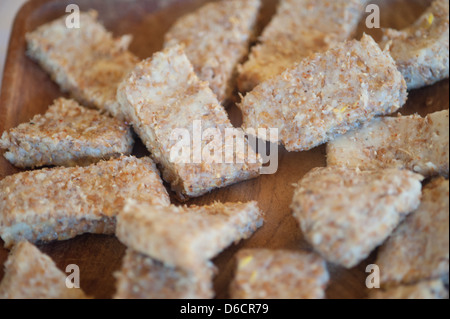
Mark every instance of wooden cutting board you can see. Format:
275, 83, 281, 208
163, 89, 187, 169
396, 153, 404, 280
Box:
0, 0, 448, 299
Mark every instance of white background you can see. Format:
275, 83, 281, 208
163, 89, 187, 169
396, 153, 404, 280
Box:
0, 0, 29, 90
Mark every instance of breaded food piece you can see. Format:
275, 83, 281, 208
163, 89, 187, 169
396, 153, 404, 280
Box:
0, 98, 134, 168
164, 0, 261, 101
239, 35, 407, 152
114, 249, 215, 299
376, 178, 449, 286
0, 156, 169, 248
230, 249, 329, 299
291, 167, 423, 268
0, 241, 87, 299
370, 280, 449, 299
327, 110, 449, 178
116, 200, 264, 269
237, 0, 367, 92
381, 0, 449, 90
118, 45, 261, 200
26, 11, 138, 118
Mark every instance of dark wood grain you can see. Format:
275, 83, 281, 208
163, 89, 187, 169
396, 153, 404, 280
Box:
0, 0, 448, 299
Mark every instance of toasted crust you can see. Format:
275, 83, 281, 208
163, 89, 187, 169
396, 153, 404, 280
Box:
0, 98, 134, 168
0, 241, 88, 299
164, 0, 261, 101
114, 249, 215, 299
239, 35, 407, 152
327, 110, 449, 178
291, 167, 423, 268
376, 178, 449, 286
117, 45, 261, 200
26, 11, 138, 118
237, 0, 367, 92
381, 0, 449, 90
116, 200, 264, 269
230, 249, 329, 299
0, 156, 169, 248
370, 280, 449, 299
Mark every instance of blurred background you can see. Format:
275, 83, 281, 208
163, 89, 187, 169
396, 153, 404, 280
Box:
0, 0, 28, 90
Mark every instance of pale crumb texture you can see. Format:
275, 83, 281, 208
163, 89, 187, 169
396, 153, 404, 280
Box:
381, 0, 449, 90
291, 167, 423, 268
370, 280, 449, 299
26, 11, 138, 118
118, 45, 261, 200
0, 241, 88, 299
230, 249, 329, 299
0, 98, 134, 168
327, 110, 449, 178
114, 249, 215, 299
0, 156, 169, 248
239, 35, 407, 152
165, 0, 261, 101
376, 178, 449, 286
116, 200, 264, 269
237, 0, 368, 92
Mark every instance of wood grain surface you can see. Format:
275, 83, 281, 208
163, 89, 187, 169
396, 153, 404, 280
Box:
0, 0, 448, 299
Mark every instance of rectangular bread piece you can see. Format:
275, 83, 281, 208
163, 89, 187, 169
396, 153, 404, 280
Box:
239, 34, 408, 152
164, 0, 261, 101
369, 280, 449, 299
380, 0, 449, 90
0, 98, 134, 168
0, 241, 88, 299
117, 45, 261, 200
0, 156, 170, 248
376, 177, 449, 286
230, 249, 329, 299
237, 0, 367, 92
26, 10, 138, 118
327, 110, 449, 178
114, 249, 215, 299
116, 200, 264, 269
291, 167, 423, 268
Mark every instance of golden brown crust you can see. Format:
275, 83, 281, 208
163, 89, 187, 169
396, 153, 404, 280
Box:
165, 0, 261, 101
118, 45, 261, 199
239, 35, 407, 152
0, 98, 134, 168
116, 200, 264, 270
376, 178, 449, 286
26, 11, 138, 118
0, 156, 169, 248
237, 0, 368, 92
381, 0, 449, 90
327, 110, 449, 178
0, 241, 88, 299
114, 249, 215, 299
291, 167, 423, 268
230, 249, 329, 299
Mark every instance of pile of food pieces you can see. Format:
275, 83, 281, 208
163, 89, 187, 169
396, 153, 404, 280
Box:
0, 0, 448, 299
